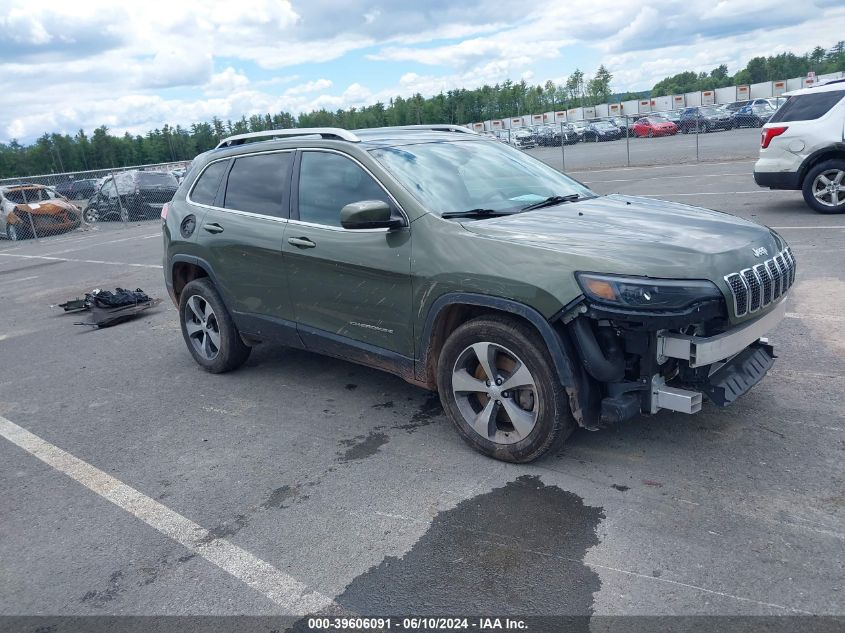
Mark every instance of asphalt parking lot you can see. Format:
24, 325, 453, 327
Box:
1, 156, 844, 629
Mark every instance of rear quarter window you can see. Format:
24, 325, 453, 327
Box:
189, 161, 229, 206
769, 91, 845, 123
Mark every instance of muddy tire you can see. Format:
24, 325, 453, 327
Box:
179, 278, 251, 373
436, 314, 575, 463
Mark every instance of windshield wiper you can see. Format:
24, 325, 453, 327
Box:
520, 194, 581, 211
440, 208, 520, 219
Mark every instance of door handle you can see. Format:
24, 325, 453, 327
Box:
203, 223, 224, 234
287, 236, 316, 249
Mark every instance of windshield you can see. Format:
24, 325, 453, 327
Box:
700, 107, 721, 116
648, 116, 669, 124
370, 140, 594, 216
593, 122, 615, 129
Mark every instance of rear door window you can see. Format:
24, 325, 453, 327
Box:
190, 161, 228, 206
769, 91, 845, 123
223, 152, 292, 217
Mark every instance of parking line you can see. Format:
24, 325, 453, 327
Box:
638, 191, 792, 197
584, 173, 750, 184
568, 160, 756, 175
0, 252, 162, 269
43, 232, 160, 256
0, 415, 336, 615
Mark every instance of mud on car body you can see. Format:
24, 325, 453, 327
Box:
162, 125, 795, 463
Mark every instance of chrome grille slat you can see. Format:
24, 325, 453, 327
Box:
724, 248, 795, 319
754, 263, 772, 306
741, 268, 761, 312
767, 259, 782, 298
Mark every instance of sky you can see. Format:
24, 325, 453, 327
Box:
2, 0, 845, 143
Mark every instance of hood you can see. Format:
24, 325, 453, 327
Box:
13, 199, 77, 215
459, 194, 781, 280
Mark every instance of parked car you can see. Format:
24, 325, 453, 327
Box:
568, 121, 588, 141
607, 117, 632, 135
631, 116, 679, 137
54, 178, 98, 200
583, 120, 623, 142
725, 100, 752, 113
664, 109, 683, 125
85, 170, 179, 222
535, 125, 560, 146
510, 129, 536, 149
733, 103, 776, 128
679, 106, 734, 133
754, 82, 845, 213
1, 183, 81, 240
560, 123, 580, 145
164, 125, 795, 463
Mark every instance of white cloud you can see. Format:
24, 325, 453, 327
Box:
204, 67, 251, 95
284, 78, 333, 95
1, 0, 844, 142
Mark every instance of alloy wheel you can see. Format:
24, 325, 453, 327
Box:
184, 295, 221, 361
812, 169, 845, 208
83, 206, 99, 224
451, 341, 538, 445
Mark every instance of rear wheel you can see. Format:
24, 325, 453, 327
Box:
802, 160, 845, 214
436, 315, 575, 463
179, 278, 251, 373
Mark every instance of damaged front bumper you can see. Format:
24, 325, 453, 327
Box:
564, 296, 786, 427
656, 299, 785, 368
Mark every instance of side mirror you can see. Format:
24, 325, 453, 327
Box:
340, 200, 402, 230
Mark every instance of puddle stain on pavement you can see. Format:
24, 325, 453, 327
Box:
333, 475, 604, 621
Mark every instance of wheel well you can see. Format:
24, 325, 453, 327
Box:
424, 303, 543, 387
172, 262, 208, 301
800, 148, 845, 184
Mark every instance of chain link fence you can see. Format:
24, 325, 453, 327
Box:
485, 96, 790, 172
0, 161, 189, 245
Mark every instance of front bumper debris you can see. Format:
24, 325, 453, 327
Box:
657, 299, 786, 368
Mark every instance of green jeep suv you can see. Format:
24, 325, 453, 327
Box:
163, 125, 795, 463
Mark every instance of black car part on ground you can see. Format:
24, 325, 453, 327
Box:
58, 287, 161, 327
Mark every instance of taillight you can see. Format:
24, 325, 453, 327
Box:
761, 126, 787, 149
161, 202, 169, 221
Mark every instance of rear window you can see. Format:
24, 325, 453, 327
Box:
223, 152, 292, 216
138, 172, 178, 187
769, 91, 845, 123
190, 161, 229, 206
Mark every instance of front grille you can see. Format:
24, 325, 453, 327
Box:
724, 247, 796, 317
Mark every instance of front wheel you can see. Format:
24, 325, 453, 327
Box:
83, 204, 99, 224
179, 278, 251, 373
436, 315, 575, 463
802, 160, 845, 214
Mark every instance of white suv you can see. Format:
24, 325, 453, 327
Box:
753, 81, 845, 213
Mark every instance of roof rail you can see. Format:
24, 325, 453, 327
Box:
215, 128, 360, 149
390, 124, 478, 134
